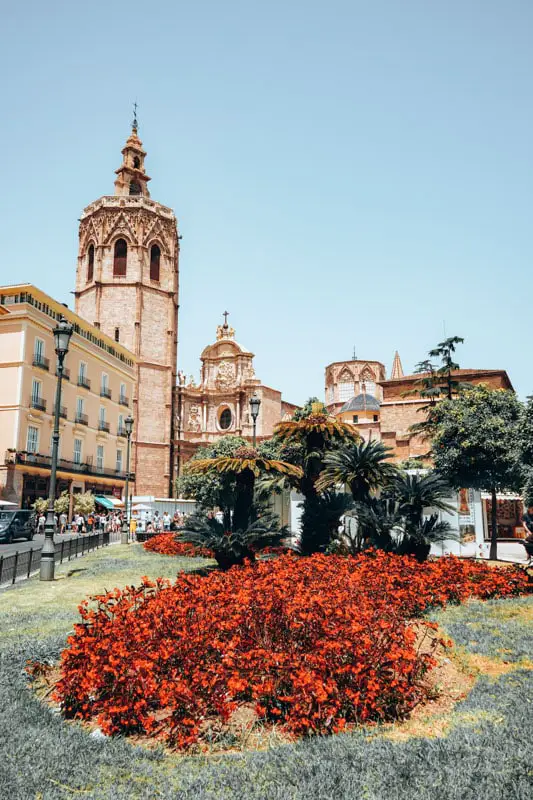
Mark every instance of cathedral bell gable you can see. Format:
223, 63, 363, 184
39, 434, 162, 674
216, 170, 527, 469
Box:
114, 114, 151, 198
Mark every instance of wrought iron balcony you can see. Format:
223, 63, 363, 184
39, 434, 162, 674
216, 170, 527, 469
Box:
117, 427, 127, 437
59, 406, 67, 419
57, 366, 70, 381
32, 354, 50, 371
75, 412, 89, 426
100, 387, 112, 399
6, 450, 134, 481
77, 376, 91, 390
98, 421, 110, 433
118, 395, 129, 407
30, 396, 46, 412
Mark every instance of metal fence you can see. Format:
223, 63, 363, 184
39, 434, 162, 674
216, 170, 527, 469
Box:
0, 530, 120, 587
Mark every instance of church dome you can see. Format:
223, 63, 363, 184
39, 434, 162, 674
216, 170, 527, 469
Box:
340, 393, 381, 413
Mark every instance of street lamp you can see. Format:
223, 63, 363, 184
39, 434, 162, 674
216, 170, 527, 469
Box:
249, 393, 261, 448
40, 315, 73, 581
121, 415, 134, 545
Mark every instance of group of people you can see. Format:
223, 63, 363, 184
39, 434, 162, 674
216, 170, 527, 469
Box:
130, 510, 186, 535
34, 506, 188, 538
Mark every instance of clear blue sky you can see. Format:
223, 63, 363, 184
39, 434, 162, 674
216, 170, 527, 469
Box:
1, 1, 531, 404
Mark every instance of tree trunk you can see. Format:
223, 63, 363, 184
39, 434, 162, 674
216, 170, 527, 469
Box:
233, 469, 255, 533
489, 485, 498, 561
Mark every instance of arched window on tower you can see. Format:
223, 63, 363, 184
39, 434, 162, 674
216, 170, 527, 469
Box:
87, 244, 94, 282
150, 244, 161, 281
129, 180, 141, 195
113, 239, 127, 276
133, 156, 140, 169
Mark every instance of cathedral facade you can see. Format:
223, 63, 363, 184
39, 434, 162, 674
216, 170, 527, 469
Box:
74, 122, 179, 497
174, 318, 297, 472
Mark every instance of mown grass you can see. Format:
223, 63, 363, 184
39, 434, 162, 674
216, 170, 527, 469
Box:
0, 545, 532, 799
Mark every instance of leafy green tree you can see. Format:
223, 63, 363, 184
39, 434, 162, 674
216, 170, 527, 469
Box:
429, 336, 465, 400
176, 436, 248, 510
54, 491, 70, 515
73, 492, 95, 516
32, 497, 48, 515
430, 385, 524, 560
316, 440, 398, 502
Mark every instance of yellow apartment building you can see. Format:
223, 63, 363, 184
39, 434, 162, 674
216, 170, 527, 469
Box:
0, 284, 137, 510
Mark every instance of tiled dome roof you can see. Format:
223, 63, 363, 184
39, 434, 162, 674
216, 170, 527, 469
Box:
340, 393, 381, 413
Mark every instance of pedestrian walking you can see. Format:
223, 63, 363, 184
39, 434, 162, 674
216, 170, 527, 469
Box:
163, 511, 171, 531
59, 512, 68, 534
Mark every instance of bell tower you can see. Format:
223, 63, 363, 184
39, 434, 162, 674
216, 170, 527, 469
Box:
74, 116, 179, 497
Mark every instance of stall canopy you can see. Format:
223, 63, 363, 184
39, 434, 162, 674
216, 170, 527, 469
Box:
94, 496, 115, 510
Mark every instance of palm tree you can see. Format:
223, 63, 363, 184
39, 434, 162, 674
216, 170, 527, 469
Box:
184, 446, 302, 533
273, 401, 358, 553
316, 440, 398, 502
387, 471, 457, 561
180, 511, 284, 570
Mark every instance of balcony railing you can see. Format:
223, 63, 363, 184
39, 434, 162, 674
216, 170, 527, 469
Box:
100, 387, 112, 399
59, 406, 67, 419
33, 354, 50, 371
30, 396, 46, 412
117, 427, 127, 437
57, 367, 70, 381
75, 413, 89, 426
98, 421, 110, 433
119, 395, 129, 407
6, 450, 134, 481
77, 376, 91, 390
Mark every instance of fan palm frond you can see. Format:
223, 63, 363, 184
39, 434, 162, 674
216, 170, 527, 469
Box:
316, 440, 398, 499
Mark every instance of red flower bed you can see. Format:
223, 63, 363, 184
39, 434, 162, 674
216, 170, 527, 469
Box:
143, 533, 214, 559
54, 553, 529, 750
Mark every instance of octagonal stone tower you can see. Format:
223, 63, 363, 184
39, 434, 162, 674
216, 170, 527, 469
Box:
74, 121, 179, 497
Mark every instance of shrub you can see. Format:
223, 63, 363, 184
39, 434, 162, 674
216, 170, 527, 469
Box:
54, 553, 530, 750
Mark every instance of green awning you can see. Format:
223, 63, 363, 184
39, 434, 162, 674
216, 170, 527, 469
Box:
94, 496, 115, 510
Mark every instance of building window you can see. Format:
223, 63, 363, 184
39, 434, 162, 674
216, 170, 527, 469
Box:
129, 180, 141, 195
219, 408, 232, 430
119, 383, 127, 403
115, 327, 120, 342
73, 438, 82, 465
113, 239, 127, 276
352, 415, 359, 424
339, 382, 353, 401
373, 414, 379, 422
76, 397, 84, 420
79, 362, 86, 381
27, 425, 39, 453
34, 338, 44, 361
118, 414, 124, 435
99, 407, 106, 424
150, 244, 161, 281
31, 378, 41, 405
87, 244, 95, 282
96, 445, 104, 471
133, 156, 140, 169
116, 449, 123, 473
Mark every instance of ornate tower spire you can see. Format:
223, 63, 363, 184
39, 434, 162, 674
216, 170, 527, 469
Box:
390, 351, 404, 380
114, 112, 151, 198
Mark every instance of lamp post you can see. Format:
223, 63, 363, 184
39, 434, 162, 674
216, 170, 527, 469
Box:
249, 393, 261, 448
121, 415, 134, 545
40, 316, 73, 581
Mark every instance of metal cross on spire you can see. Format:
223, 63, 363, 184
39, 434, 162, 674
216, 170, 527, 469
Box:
223, 310, 229, 326
132, 101, 138, 131
352, 346, 357, 361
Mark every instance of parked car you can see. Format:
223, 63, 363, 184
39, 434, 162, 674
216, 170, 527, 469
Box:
0, 509, 36, 543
